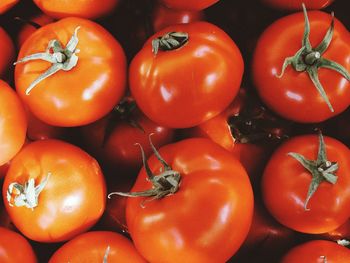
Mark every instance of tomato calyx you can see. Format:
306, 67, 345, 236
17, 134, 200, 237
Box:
337, 239, 350, 247
321, 256, 327, 263
288, 133, 338, 211
276, 4, 350, 112
14, 26, 81, 95
14, 16, 41, 29
152, 31, 189, 55
6, 173, 51, 210
108, 135, 181, 207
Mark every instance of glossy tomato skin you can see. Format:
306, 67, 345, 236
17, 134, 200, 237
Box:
262, 135, 350, 234
130, 21, 243, 128
262, 0, 334, 10
2, 140, 106, 242
159, 0, 219, 11
0, 0, 19, 14
49, 231, 146, 263
0, 80, 27, 166
126, 138, 254, 263
0, 227, 38, 263
33, 0, 119, 19
253, 11, 350, 123
0, 27, 15, 78
15, 17, 126, 127
281, 240, 350, 263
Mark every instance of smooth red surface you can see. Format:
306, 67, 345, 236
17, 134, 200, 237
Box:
262, 0, 335, 10
0, 28, 15, 78
159, 0, 220, 11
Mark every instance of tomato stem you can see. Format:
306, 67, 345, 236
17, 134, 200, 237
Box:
14, 17, 41, 29
103, 246, 110, 263
152, 31, 189, 55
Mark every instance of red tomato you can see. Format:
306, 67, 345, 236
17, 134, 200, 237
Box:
120, 138, 253, 263
130, 21, 243, 128
262, 0, 335, 10
0, 27, 15, 78
15, 17, 126, 127
2, 140, 106, 242
33, 0, 120, 19
17, 13, 54, 47
49, 231, 146, 263
152, 3, 204, 32
0, 0, 19, 14
0, 80, 27, 166
159, 0, 220, 11
281, 240, 350, 263
262, 134, 350, 234
0, 227, 37, 263
253, 10, 350, 123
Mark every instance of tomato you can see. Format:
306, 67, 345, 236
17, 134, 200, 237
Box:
0, 0, 19, 14
49, 231, 145, 263
159, 0, 220, 11
130, 21, 243, 128
0, 80, 27, 166
262, 0, 335, 10
15, 17, 126, 127
152, 3, 204, 32
117, 138, 253, 263
262, 134, 350, 234
0, 27, 15, 78
281, 240, 350, 263
33, 0, 120, 19
317, 219, 350, 242
0, 227, 37, 263
2, 139, 106, 242
17, 13, 54, 47
252, 8, 350, 123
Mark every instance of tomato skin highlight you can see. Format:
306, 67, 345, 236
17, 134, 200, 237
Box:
130, 21, 243, 128
2, 139, 106, 242
15, 17, 127, 127
125, 138, 254, 263
262, 0, 335, 10
49, 231, 146, 263
262, 134, 350, 234
253, 11, 350, 123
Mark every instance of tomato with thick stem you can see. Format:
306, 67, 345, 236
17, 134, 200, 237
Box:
253, 7, 350, 123
280, 240, 350, 263
2, 139, 106, 242
33, 0, 120, 19
129, 21, 243, 128
113, 138, 253, 263
0, 28, 15, 78
159, 0, 220, 11
49, 231, 146, 263
262, 134, 350, 234
15, 17, 126, 127
0, 227, 38, 262
0, 0, 19, 14
262, 0, 335, 10
0, 80, 27, 166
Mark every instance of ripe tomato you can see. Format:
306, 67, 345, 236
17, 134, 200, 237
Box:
280, 240, 350, 263
152, 3, 204, 32
15, 17, 126, 127
262, 0, 335, 10
17, 13, 54, 47
119, 138, 253, 263
262, 134, 350, 234
2, 139, 106, 242
0, 80, 27, 166
0, 227, 37, 263
49, 231, 146, 263
159, 0, 219, 11
33, 0, 120, 19
0, 0, 19, 14
130, 21, 243, 128
253, 9, 350, 123
0, 27, 15, 78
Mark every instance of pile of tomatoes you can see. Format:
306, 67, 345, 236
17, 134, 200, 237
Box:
1, 0, 350, 262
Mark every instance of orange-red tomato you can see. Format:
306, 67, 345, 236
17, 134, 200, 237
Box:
15, 17, 126, 127
159, 0, 220, 11
0, 80, 27, 166
0, 28, 15, 78
124, 138, 253, 263
262, 0, 335, 10
281, 240, 350, 263
33, 0, 119, 19
2, 139, 106, 242
0, 0, 19, 14
49, 231, 146, 263
0, 227, 37, 263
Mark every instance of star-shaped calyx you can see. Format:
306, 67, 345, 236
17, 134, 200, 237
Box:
288, 133, 338, 211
